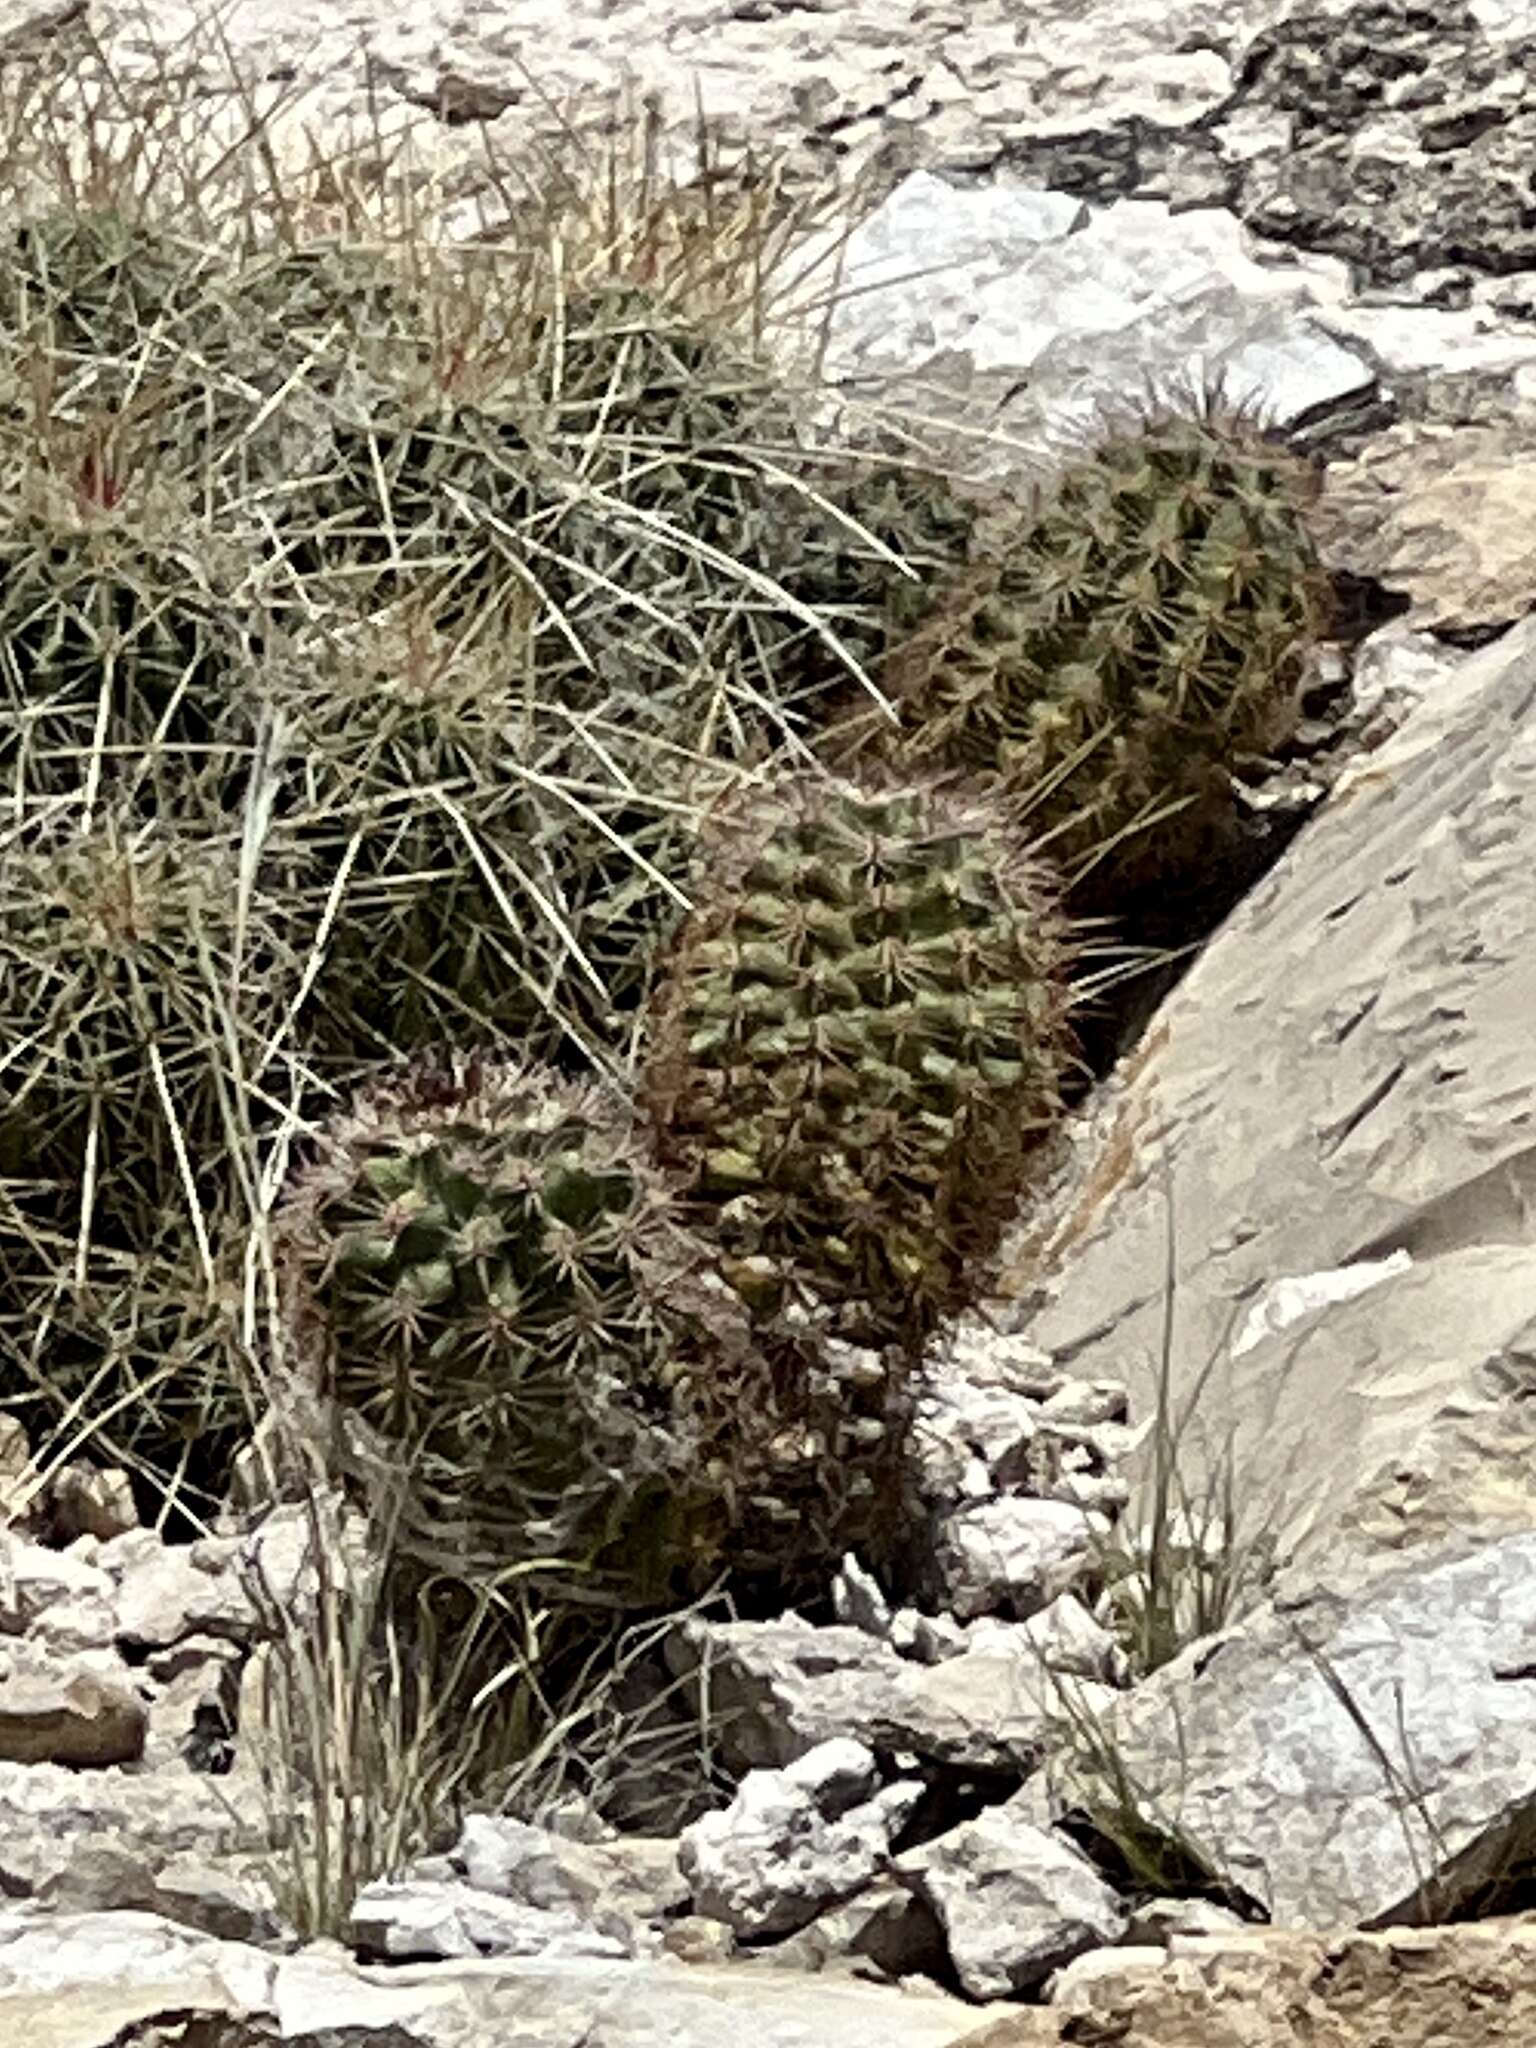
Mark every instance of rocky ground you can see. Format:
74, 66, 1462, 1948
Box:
5, 0, 1536, 2042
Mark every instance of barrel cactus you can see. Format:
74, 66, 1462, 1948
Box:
276, 1057, 767, 1602
0, 445, 261, 809
791, 458, 984, 673
0, 204, 194, 359
644, 773, 1080, 1351
852, 394, 1329, 886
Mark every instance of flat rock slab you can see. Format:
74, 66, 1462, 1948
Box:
1010, 613, 1536, 1572
671, 1616, 1116, 1776
1068, 1530, 1536, 1926
0, 1908, 1015, 2048
1319, 423, 1536, 631
1023, 1919, 1536, 2048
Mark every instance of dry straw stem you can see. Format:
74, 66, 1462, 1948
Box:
1095, 1183, 1289, 1680
1038, 1176, 1298, 1908
241, 1438, 729, 1939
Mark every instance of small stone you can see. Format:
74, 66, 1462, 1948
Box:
95, 1529, 164, 1579
1013, 1595, 1129, 1686
350, 1877, 634, 1962
1049, 1944, 1169, 2012
1127, 1896, 1250, 1945
30, 1594, 119, 1655
760, 1875, 946, 1980
152, 1855, 284, 1945
1047, 1472, 1133, 1517
1039, 1381, 1129, 1428
937, 1498, 1096, 1622
900, 1806, 1127, 1999
445, 1813, 684, 1928
48, 1463, 139, 1543
782, 1736, 881, 1818
0, 1532, 115, 1634
888, 1610, 969, 1665
680, 1740, 922, 1938
0, 1644, 147, 1766
831, 1555, 893, 1639
662, 1914, 737, 1963
114, 1545, 256, 1652
0, 1418, 35, 1522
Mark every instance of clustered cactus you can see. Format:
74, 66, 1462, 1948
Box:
844, 396, 1329, 886
276, 1058, 751, 1602
646, 774, 1079, 1350
0, 102, 1334, 1643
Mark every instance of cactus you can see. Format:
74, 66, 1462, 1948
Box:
0, 205, 193, 359
276, 1057, 766, 1601
644, 773, 1079, 1350
0, 808, 296, 1504
853, 394, 1329, 885
0, 441, 261, 807
791, 458, 984, 673
0, 810, 284, 1241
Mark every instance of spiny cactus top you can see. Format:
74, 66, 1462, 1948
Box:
276, 1057, 752, 1600
864, 396, 1329, 883
645, 773, 1079, 1347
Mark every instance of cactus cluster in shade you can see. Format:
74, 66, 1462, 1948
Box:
275, 1057, 751, 1602
848, 395, 1329, 885
643, 773, 1080, 1351
275, 1054, 923, 1591
0, 86, 1340, 1643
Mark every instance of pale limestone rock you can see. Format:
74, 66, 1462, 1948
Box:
680, 1739, 921, 1938
349, 1877, 635, 1962
899, 1805, 1127, 1999
0, 1643, 145, 1767
936, 1497, 1096, 1622
1047, 1530, 1536, 1927
671, 1614, 1116, 1776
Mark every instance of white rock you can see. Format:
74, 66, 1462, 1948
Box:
781, 1736, 882, 1815
900, 1806, 1127, 1999
813, 177, 1370, 455
113, 1545, 255, 1651
1008, 1594, 1129, 1686
888, 1610, 970, 1665
1049, 1943, 1169, 2012
1039, 1382, 1129, 1429
0, 1642, 146, 1767
671, 1614, 1116, 1778
807, 171, 1089, 372
936, 1497, 1096, 1622
444, 1815, 685, 1928
350, 1877, 633, 1962
831, 1554, 894, 1639
680, 1740, 921, 1938
0, 1418, 36, 1524
1127, 1896, 1250, 1945
0, 1533, 114, 1635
